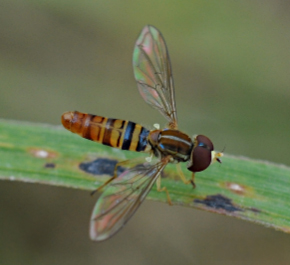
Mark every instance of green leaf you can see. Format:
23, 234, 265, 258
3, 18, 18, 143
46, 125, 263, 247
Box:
0, 119, 290, 234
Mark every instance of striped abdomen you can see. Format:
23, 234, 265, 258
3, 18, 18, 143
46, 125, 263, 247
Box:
62, 111, 150, 152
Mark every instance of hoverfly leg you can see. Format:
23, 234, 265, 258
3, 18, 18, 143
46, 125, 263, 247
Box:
156, 175, 172, 205
176, 163, 196, 188
90, 174, 116, 196
90, 160, 130, 196
190, 172, 196, 189
176, 164, 190, 184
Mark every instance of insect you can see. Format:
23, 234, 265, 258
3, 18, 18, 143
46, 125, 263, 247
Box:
61, 25, 222, 241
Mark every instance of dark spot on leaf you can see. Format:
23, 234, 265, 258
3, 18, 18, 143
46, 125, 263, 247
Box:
44, 163, 55, 168
194, 194, 242, 212
79, 158, 125, 176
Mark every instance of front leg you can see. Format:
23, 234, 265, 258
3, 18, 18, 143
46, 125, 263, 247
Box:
176, 163, 196, 188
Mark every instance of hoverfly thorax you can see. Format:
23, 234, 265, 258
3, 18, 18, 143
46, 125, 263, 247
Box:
148, 129, 193, 163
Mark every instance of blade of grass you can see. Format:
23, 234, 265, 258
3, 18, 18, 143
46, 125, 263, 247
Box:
0, 119, 290, 233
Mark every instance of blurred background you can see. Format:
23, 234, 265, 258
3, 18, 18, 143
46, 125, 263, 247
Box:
1, 0, 290, 264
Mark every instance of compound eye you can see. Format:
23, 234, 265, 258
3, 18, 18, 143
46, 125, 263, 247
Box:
196, 135, 214, 151
187, 135, 214, 173
187, 146, 212, 172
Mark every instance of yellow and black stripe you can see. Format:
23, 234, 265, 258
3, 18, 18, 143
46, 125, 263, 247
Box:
62, 111, 149, 152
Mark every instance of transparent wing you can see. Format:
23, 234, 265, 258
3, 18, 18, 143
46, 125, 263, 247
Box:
133, 25, 178, 129
90, 158, 169, 241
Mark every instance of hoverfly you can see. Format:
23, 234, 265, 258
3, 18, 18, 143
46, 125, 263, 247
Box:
61, 25, 222, 241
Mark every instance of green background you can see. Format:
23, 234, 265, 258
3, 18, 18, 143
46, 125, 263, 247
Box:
1, 1, 290, 264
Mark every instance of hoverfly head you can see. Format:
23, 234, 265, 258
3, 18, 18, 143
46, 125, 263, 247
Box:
187, 135, 222, 173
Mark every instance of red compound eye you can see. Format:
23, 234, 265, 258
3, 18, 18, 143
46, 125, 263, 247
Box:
187, 135, 214, 173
